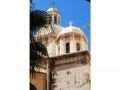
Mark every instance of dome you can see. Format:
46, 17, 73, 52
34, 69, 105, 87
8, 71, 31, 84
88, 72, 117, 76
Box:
47, 8, 59, 12
53, 26, 64, 34
34, 25, 63, 36
57, 26, 84, 38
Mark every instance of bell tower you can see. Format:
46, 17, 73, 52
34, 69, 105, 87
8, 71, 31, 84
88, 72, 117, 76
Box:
47, 2, 61, 26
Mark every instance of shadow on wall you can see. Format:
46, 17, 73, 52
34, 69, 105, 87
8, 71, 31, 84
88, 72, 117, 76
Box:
30, 83, 37, 90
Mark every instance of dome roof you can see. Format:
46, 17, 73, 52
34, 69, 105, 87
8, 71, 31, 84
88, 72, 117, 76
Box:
47, 8, 59, 12
57, 26, 84, 38
34, 25, 63, 36
53, 26, 64, 34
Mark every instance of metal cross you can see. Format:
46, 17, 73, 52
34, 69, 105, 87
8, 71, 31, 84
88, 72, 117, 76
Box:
51, 2, 55, 8
68, 20, 73, 26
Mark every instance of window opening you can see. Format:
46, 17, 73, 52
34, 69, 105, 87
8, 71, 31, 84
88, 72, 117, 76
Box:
66, 43, 70, 53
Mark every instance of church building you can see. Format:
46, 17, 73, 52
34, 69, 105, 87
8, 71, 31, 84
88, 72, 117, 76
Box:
30, 2, 91, 90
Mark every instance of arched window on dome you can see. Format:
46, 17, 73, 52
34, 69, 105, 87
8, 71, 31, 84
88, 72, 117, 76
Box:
54, 16, 57, 24
66, 43, 70, 53
76, 43, 80, 51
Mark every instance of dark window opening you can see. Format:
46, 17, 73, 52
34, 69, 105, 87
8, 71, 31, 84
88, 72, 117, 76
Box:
66, 43, 70, 53
76, 43, 80, 51
54, 16, 57, 24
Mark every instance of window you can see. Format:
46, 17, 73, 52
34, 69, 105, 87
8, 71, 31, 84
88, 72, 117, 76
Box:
54, 16, 57, 24
76, 43, 80, 51
66, 43, 70, 53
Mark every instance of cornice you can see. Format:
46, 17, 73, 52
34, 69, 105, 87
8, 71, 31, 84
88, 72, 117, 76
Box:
55, 32, 88, 43
50, 51, 90, 67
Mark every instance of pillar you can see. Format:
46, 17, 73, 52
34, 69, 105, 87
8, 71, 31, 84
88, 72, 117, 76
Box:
70, 34, 75, 53
56, 45, 58, 55
60, 38, 65, 54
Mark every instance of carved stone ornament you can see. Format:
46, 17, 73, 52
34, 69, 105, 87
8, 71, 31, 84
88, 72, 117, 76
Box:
64, 34, 70, 40
74, 34, 80, 40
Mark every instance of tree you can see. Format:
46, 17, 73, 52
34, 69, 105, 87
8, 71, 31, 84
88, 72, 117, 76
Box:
30, 0, 53, 89
30, 0, 52, 75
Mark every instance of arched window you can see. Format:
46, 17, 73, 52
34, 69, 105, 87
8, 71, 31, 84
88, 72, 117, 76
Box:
76, 43, 80, 51
54, 16, 57, 24
66, 43, 70, 53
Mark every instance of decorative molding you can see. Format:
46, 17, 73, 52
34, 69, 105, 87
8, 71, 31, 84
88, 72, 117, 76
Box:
74, 34, 80, 40
56, 41, 60, 46
64, 34, 70, 40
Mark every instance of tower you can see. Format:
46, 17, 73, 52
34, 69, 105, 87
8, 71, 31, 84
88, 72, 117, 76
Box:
55, 20, 88, 55
47, 2, 61, 26
34, 2, 63, 57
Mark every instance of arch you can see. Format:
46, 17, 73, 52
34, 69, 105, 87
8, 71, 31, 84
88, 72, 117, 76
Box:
66, 42, 70, 53
76, 43, 80, 51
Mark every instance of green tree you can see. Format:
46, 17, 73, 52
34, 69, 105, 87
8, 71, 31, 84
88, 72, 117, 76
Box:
30, 0, 53, 89
30, 0, 52, 75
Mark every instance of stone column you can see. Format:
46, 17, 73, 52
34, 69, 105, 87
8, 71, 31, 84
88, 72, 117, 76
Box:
86, 41, 88, 50
56, 44, 58, 55
60, 37, 64, 54
60, 17, 61, 26
70, 34, 75, 53
45, 60, 50, 90
57, 16, 59, 25
52, 14, 54, 26
73, 34, 76, 52
48, 37, 53, 57
52, 37, 56, 56
81, 37, 84, 51
57, 16, 60, 26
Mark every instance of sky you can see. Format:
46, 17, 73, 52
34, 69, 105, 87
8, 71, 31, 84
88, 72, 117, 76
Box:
32, 0, 90, 51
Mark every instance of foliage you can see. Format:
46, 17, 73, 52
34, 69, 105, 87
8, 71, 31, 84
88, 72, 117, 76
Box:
80, 23, 90, 30
30, 0, 52, 77
30, 41, 49, 77
30, 10, 52, 41
77, 78, 91, 88
86, 78, 91, 84
30, 1, 53, 89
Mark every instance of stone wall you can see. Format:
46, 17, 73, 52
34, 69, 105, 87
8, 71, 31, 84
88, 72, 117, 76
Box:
30, 72, 47, 90
50, 51, 90, 90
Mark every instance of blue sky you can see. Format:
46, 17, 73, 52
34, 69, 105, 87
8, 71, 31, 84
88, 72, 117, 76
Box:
32, 0, 90, 51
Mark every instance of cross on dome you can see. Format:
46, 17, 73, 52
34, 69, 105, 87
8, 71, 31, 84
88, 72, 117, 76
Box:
68, 20, 73, 26
51, 2, 55, 8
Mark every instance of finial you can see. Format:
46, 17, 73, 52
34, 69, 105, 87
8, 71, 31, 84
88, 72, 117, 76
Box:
51, 2, 55, 8
68, 20, 73, 26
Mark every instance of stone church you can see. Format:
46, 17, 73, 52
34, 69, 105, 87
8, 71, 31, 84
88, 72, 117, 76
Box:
30, 2, 91, 90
